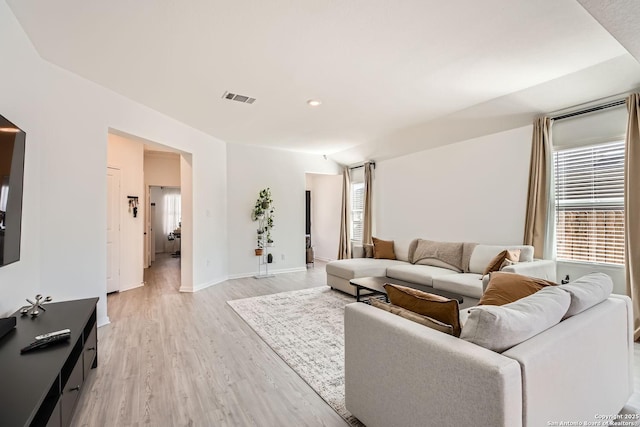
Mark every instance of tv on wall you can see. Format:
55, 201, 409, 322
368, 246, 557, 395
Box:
0, 114, 25, 267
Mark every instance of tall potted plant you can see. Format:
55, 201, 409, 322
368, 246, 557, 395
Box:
252, 188, 274, 255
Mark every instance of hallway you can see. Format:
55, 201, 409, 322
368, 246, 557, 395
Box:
72, 257, 345, 426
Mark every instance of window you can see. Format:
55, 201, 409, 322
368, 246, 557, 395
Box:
351, 182, 364, 242
554, 140, 625, 265
163, 190, 182, 234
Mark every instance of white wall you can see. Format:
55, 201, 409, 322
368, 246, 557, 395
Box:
145, 151, 181, 187
307, 174, 342, 261
375, 125, 532, 244
107, 134, 144, 291
227, 144, 340, 277
0, 2, 228, 324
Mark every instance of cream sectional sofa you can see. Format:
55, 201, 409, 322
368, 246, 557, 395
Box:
344, 274, 634, 427
326, 239, 556, 304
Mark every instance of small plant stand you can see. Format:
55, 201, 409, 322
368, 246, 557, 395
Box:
254, 214, 274, 279
254, 247, 275, 279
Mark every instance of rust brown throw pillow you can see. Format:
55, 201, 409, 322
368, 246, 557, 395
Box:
369, 299, 454, 335
384, 284, 461, 337
478, 271, 558, 306
482, 249, 521, 276
373, 237, 396, 260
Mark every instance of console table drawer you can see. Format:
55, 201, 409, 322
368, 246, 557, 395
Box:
60, 354, 83, 426
83, 325, 97, 379
45, 401, 61, 427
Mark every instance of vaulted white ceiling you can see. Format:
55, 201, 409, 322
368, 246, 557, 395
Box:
7, 0, 640, 164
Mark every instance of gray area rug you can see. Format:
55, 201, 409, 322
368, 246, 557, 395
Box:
227, 286, 364, 427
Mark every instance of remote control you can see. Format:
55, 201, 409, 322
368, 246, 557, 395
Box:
21, 332, 71, 354
35, 329, 71, 340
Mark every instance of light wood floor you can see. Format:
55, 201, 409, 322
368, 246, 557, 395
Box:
72, 254, 640, 426
71, 254, 348, 427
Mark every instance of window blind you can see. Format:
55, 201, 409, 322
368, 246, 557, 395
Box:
554, 140, 625, 265
351, 182, 364, 242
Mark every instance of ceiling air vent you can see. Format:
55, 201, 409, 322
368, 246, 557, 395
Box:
222, 91, 256, 104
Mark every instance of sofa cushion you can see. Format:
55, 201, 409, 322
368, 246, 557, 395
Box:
393, 239, 416, 263
432, 273, 485, 299
478, 271, 557, 306
560, 272, 613, 318
386, 264, 457, 287
384, 284, 461, 336
469, 244, 534, 274
482, 249, 521, 276
326, 258, 406, 280
369, 299, 454, 335
373, 237, 396, 259
460, 286, 570, 352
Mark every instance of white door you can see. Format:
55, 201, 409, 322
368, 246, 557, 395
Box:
107, 168, 121, 293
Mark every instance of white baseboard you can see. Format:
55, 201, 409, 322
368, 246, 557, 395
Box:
98, 316, 111, 328
119, 282, 144, 292
227, 266, 307, 280
313, 256, 333, 262
180, 276, 227, 293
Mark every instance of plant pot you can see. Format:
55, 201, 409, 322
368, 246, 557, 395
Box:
255, 248, 264, 256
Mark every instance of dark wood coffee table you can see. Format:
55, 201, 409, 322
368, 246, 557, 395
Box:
349, 276, 465, 304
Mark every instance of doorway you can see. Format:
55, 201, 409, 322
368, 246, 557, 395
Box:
304, 173, 342, 262
148, 186, 181, 259
106, 130, 192, 297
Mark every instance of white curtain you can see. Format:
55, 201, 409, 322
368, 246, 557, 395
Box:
162, 188, 181, 234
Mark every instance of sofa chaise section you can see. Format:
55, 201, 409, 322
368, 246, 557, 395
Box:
345, 302, 523, 427
344, 289, 633, 427
326, 258, 406, 294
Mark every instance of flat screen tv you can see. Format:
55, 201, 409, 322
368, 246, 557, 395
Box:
0, 114, 25, 267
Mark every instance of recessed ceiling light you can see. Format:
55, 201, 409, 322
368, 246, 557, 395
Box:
307, 99, 322, 107
0, 127, 19, 133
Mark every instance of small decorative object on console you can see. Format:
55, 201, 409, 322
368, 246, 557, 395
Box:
20, 294, 52, 317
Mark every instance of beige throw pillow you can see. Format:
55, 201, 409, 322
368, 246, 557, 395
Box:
461, 286, 571, 352
369, 299, 454, 335
482, 249, 521, 277
384, 284, 461, 337
560, 272, 613, 318
373, 237, 396, 260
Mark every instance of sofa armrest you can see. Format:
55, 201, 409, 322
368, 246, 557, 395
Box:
502, 296, 633, 427
502, 259, 556, 282
344, 303, 523, 427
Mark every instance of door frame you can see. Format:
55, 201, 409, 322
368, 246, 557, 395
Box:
106, 167, 121, 293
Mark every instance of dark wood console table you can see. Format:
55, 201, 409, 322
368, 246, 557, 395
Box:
0, 297, 99, 426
